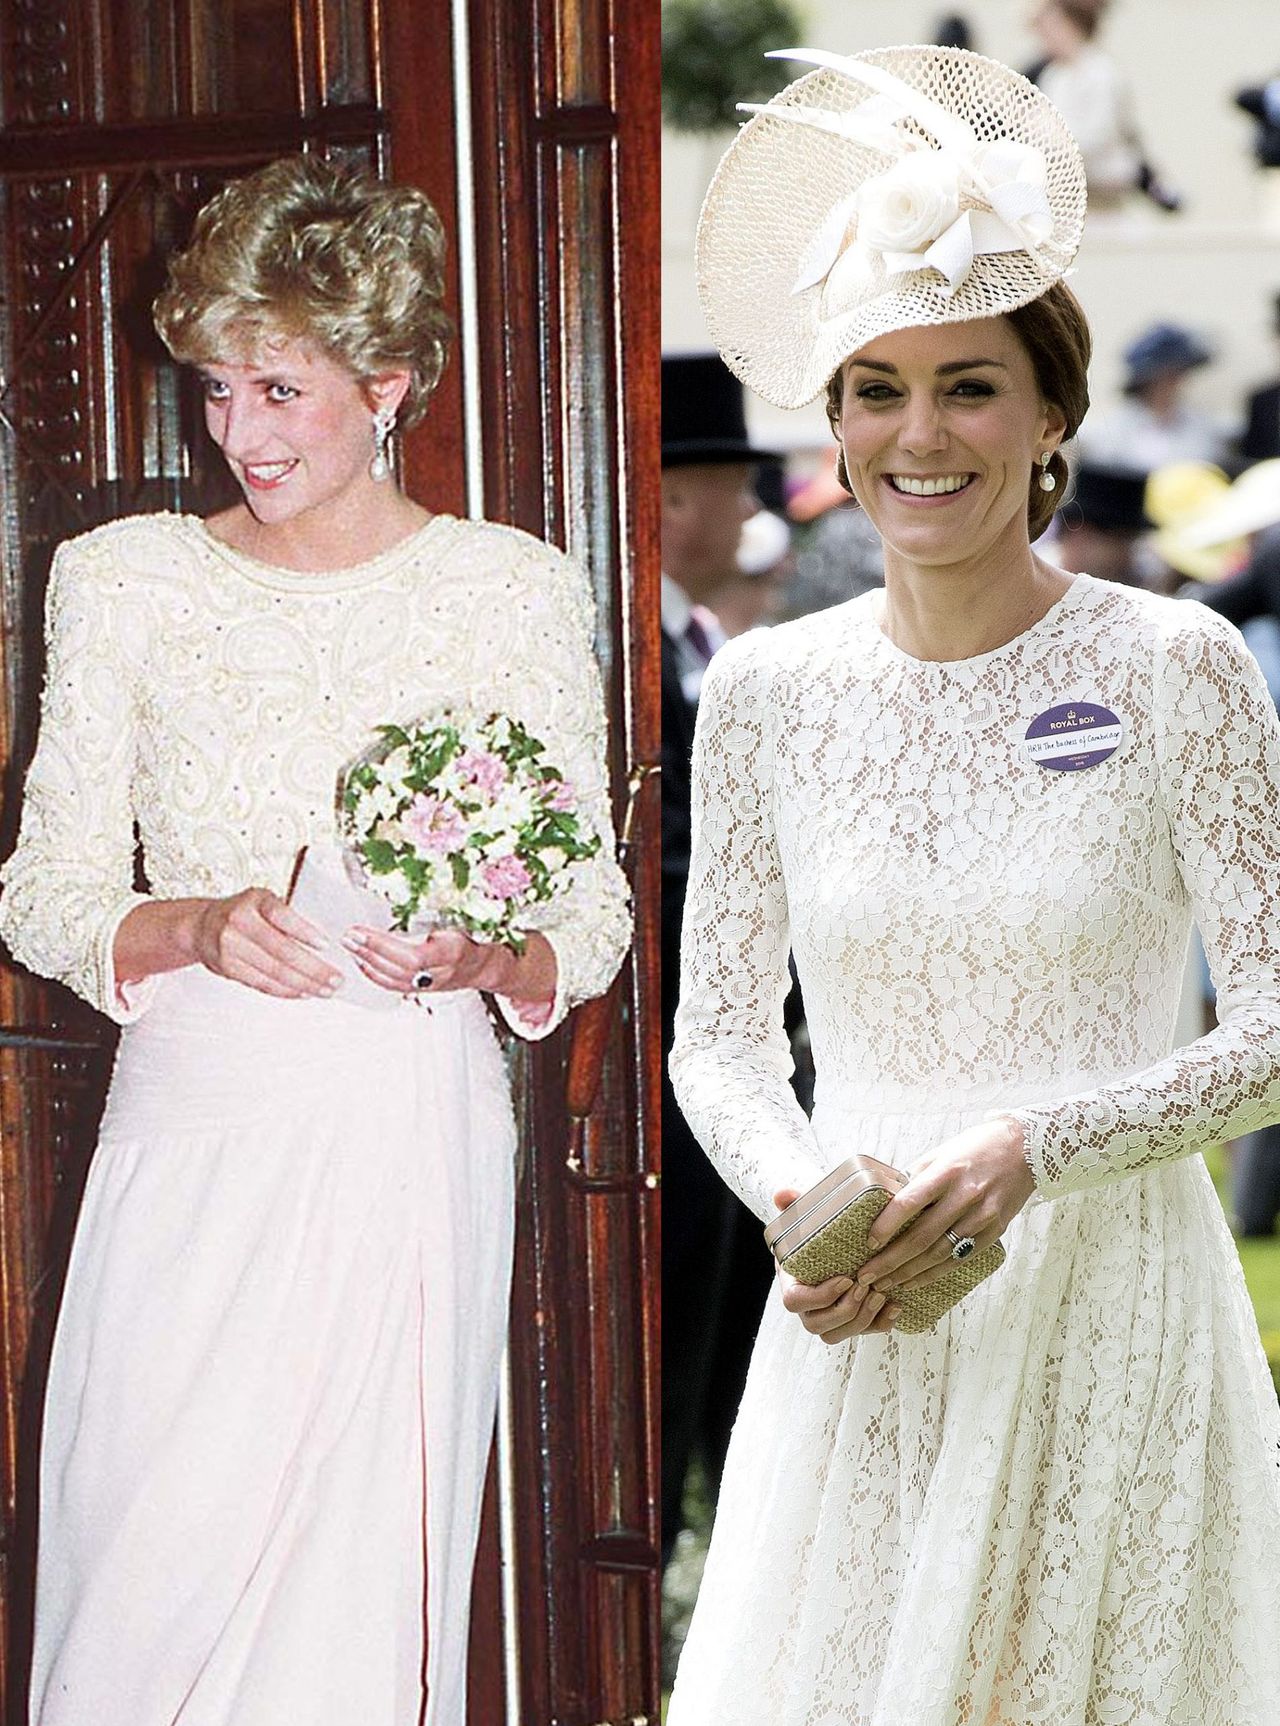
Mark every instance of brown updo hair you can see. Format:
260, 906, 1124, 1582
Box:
824, 280, 1092, 542
154, 155, 452, 427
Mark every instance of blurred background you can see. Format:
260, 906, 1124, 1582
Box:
664, 0, 1280, 453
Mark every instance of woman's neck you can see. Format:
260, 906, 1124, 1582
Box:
207, 487, 431, 573
877, 539, 1072, 663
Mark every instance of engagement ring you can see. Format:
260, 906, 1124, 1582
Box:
946, 1230, 976, 1261
411, 969, 434, 991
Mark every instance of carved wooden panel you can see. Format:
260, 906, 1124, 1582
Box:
0, 2, 658, 1721
467, 0, 661, 1719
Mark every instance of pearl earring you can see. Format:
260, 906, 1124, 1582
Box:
1038, 450, 1057, 493
370, 406, 397, 482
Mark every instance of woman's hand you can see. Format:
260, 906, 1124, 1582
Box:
342, 925, 557, 1006
772, 1186, 903, 1343
855, 1117, 1035, 1297
190, 889, 342, 999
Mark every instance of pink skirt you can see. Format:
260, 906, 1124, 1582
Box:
30, 967, 516, 1726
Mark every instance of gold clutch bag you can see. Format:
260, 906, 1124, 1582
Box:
762, 1155, 1005, 1334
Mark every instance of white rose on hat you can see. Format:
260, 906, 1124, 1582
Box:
857, 151, 961, 260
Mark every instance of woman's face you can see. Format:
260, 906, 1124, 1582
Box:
836, 316, 1065, 572
199, 335, 401, 527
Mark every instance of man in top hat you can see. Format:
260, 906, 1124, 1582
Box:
1240, 293, 1280, 464
1052, 462, 1153, 587
661, 352, 773, 1572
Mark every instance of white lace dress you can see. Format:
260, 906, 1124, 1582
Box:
0, 512, 631, 1726
668, 573, 1280, 1726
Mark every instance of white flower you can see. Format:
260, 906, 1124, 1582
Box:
367, 780, 402, 821
541, 845, 569, 875
855, 152, 961, 259
385, 870, 414, 906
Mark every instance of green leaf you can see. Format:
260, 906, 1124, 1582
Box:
362, 838, 399, 874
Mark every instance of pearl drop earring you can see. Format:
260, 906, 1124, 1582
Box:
1038, 450, 1057, 493
370, 406, 396, 482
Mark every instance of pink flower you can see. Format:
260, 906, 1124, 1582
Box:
480, 855, 533, 900
403, 793, 467, 858
545, 777, 577, 812
456, 748, 508, 798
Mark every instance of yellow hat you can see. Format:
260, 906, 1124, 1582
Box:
1143, 461, 1241, 581
1178, 457, 1280, 551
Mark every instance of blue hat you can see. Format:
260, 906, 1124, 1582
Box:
1123, 323, 1212, 392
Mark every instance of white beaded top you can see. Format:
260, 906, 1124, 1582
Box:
0, 512, 631, 1032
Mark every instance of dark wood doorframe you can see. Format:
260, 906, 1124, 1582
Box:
0, 2, 659, 1721
446, 3, 662, 1718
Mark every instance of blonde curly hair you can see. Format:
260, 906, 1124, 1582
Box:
154, 155, 452, 427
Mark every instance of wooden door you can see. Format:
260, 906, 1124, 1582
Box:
0, 3, 659, 1721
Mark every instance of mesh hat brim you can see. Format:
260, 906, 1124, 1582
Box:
696, 45, 1088, 410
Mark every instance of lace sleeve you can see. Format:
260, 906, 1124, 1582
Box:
0, 540, 153, 1024
669, 634, 826, 1223
1012, 610, 1280, 1196
491, 542, 632, 1041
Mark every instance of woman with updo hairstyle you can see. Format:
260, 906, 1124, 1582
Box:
669, 43, 1280, 1725
824, 278, 1090, 533
0, 154, 630, 1725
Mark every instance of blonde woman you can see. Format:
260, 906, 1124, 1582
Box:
669, 45, 1280, 1726
0, 156, 630, 1726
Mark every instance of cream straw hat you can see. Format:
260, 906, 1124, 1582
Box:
696, 45, 1088, 410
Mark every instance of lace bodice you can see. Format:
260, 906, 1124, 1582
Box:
671, 573, 1280, 1215
0, 512, 631, 1033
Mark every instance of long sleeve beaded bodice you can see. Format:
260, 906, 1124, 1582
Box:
671, 573, 1280, 1215
0, 511, 631, 1030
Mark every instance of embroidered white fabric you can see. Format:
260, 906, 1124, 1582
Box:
668, 573, 1280, 1725
0, 511, 631, 1725
0, 511, 631, 1035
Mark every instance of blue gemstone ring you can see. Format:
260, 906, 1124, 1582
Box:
947, 1231, 976, 1261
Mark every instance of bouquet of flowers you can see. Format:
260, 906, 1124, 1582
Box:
337, 710, 601, 951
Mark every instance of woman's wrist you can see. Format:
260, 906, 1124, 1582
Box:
495, 932, 557, 1003
115, 896, 211, 985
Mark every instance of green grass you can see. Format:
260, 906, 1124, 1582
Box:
1204, 1141, 1280, 1393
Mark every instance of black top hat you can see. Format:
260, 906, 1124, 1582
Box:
1066, 464, 1151, 534
662, 352, 778, 467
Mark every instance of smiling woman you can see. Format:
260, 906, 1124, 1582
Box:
824, 283, 1090, 548
825, 309, 1083, 663
0, 154, 630, 1726
667, 39, 1280, 1726
153, 157, 450, 571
